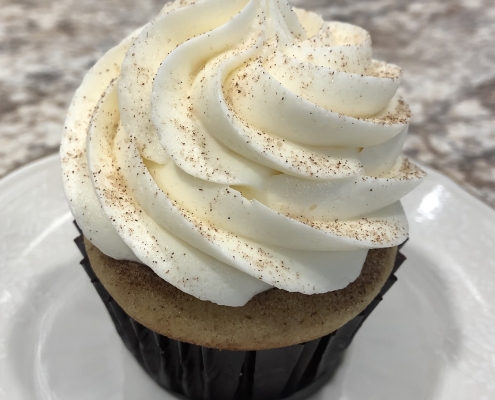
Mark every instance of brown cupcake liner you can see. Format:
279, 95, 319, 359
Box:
74, 228, 405, 400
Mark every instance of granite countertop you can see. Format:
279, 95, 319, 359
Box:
1, 0, 494, 207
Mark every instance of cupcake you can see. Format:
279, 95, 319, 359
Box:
60, 0, 425, 399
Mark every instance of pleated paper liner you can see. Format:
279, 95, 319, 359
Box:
75, 230, 406, 400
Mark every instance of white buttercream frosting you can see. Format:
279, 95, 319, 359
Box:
60, 0, 425, 306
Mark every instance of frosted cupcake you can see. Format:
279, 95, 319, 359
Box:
61, 0, 425, 399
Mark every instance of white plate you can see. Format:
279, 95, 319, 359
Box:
0, 154, 494, 400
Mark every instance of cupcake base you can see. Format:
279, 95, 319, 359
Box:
75, 230, 405, 400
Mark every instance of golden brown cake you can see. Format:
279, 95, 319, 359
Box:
85, 237, 397, 350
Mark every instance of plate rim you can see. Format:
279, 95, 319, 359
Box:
0, 154, 60, 189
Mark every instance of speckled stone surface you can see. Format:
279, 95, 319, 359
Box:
1, 0, 494, 207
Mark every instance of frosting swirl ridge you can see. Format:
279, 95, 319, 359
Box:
61, 0, 425, 306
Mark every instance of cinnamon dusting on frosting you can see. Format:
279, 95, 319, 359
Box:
61, 0, 425, 306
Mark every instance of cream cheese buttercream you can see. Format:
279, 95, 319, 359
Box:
61, 0, 425, 306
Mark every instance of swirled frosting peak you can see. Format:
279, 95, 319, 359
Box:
61, 0, 425, 306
